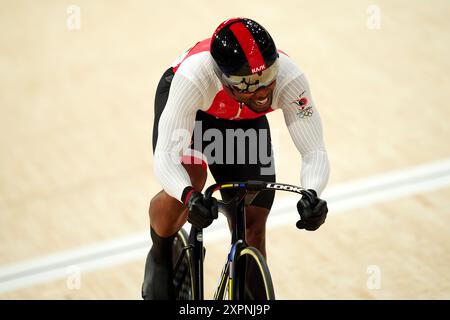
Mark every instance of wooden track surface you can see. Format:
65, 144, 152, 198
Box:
0, 0, 449, 299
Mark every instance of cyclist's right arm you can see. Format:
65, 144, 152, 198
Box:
153, 72, 204, 202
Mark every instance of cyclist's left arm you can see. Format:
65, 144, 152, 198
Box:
277, 73, 330, 196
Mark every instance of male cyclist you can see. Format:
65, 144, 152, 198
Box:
143, 18, 330, 299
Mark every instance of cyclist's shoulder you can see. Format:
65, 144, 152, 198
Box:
171, 53, 217, 94
170, 43, 219, 99
273, 54, 315, 111
177, 53, 214, 74
276, 52, 305, 81
172, 38, 213, 76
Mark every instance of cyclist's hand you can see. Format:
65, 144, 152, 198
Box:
182, 187, 218, 229
296, 189, 328, 231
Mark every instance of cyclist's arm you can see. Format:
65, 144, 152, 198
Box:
153, 72, 204, 202
278, 73, 330, 195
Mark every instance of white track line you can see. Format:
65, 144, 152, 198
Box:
1, 159, 450, 294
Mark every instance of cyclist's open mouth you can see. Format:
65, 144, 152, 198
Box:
249, 95, 272, 112
256, 97, 269, 105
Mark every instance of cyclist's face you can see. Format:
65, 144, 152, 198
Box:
224, 80, 277, 113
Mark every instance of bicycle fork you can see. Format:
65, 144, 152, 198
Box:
213, 240, 245, 300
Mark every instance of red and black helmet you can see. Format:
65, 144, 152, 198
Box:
210, 18, 279, 93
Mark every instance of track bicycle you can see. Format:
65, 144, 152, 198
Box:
171, 180, 308, 300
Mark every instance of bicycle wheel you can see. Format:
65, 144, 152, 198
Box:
233, 247, 275, 300
172, 228, 195, 300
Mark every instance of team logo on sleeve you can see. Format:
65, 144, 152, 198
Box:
291, 90, 313, 118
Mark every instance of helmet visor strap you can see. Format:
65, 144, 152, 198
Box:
221, 60, 279, 93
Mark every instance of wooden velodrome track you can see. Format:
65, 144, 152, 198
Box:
1, 0, 449, 299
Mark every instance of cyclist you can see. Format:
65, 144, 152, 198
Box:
143, 17, 330, 299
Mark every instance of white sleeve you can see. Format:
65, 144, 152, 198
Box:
153, 72, 204, 201
278, 74, 330, 195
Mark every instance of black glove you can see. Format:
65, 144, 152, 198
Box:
296, 189, 328, 231
182, 187, 218, 229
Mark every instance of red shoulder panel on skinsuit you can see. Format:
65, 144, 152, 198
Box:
172, 38, 211, 73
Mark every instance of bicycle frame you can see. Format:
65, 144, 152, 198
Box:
181, 180, 306, 300
214, 194, 248, 300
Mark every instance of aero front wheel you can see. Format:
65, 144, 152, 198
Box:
172, 228, 195, 300
234, 247, 275, 300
